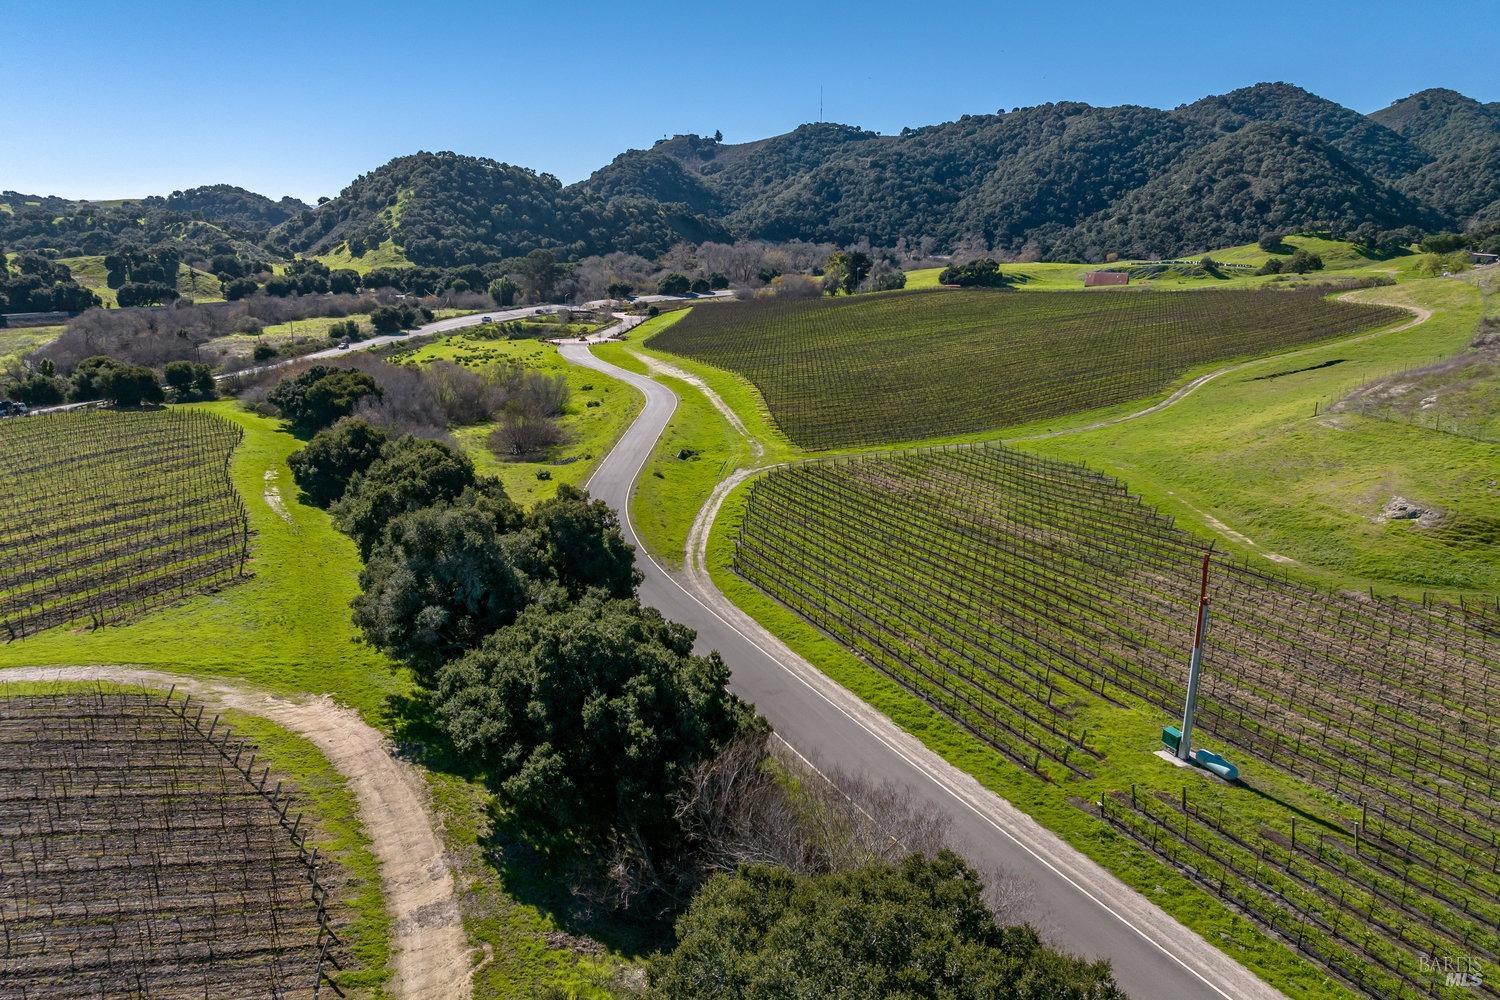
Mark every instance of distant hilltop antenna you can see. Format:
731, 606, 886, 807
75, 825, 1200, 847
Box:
819, 86, 824, 122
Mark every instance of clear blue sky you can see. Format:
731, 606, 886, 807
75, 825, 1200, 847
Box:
5, 0, 1496, 203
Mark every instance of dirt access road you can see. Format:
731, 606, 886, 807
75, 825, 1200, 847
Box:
0, 665, 474, 1000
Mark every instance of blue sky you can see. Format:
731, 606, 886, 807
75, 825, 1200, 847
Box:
4, 0, 1496, 202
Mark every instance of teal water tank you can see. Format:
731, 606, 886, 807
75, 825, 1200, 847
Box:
1193, 748, 1239, 781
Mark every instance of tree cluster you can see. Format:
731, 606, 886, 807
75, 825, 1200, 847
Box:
264, 151, 727, 268
651, 851, 1123, 999
1256, 248, 1325, 275
289, 419, 754, 883
0, 253, 101, 314
266, 365, 382, 433
66, 355, 165, 406
940, 258, 1009, 287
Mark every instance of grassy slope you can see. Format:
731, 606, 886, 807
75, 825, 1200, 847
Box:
904, 267, 943, 289
1343, 268, 1500, 443
0, 401, 407, 717
1027, 278, 1498, 596
0, 679, 392, 999
905, 235, 1441, 293
0, 324, 64, 367
641, 254, 1495, 597
57, 255, 223, 306
203, 314, 374, 365
315, 240, 411, 275
0, 401, 635, 996
396, 333, 643, 508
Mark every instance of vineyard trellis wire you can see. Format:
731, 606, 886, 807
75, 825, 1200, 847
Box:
652, 287, 1407, 449
0, 408, 250, 640
733, 442, 1499, 998
0, 687, 347, 999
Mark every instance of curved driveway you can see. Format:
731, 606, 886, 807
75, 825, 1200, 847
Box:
559, 341, 1284, 1000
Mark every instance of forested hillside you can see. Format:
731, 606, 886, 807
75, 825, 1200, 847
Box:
153, 186, 308, 236
584, 82, 1494, 256
264, 152, 729, 266
0, 186, 298, 258
7, 82, 1498, 266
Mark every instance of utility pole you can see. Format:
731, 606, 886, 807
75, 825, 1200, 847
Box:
1178, 551, 1212, 762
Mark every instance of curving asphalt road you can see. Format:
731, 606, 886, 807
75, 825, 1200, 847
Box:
559, 341, 1284, 1000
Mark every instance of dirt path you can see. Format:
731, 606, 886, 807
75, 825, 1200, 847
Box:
1004, 296, 1432, 556
634, 351, 765, 462
262, 468, 295, 527
0, 665, 473, 1000
1007, 299, 1432, 443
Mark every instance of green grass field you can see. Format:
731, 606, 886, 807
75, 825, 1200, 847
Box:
315, 240, 412, 275
0, 323, 63, 367
1336, 268, 1500, 443
393, 333, 643, 508
904, 236, 1444, 293
202, 314, 372, 366
651, 286, 1404, 449
1027, 278, 1499, 597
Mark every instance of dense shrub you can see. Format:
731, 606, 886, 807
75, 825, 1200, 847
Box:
351, 485, 531, 680
332, 436, 476, 555
267, 365, 382, 433
163, 360, 217, 402
116, 282, 180, 307
657, 273, 692, 296
286, 418, 389, 507
525, 484, 640, 599
68, 356, 125, 402
104, 365, 165, 407
8, 373, 66, 405
650, 851, 1123, 999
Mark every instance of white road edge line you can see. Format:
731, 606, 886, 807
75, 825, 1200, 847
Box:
572, 349, 1238, 1000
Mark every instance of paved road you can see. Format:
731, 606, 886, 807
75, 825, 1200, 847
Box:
22, 290, 734, 415
559, 341, 1283, 1000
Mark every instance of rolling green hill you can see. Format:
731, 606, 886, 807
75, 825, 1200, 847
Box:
1051, 123, 1444, 259
266, 151, 730, 267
